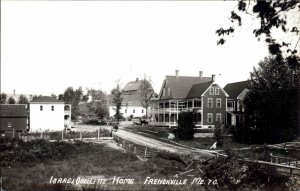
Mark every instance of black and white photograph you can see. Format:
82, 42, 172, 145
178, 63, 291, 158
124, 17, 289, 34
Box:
1, 0, 300, 190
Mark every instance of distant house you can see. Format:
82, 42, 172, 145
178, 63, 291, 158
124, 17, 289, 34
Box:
0, 104, 29, 136
151, 70, 228, 129
223, 81, 249, 127
109, 78, 155, 118
29, 96, 71, 132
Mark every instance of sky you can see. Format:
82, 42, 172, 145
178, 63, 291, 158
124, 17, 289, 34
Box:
1, 1, 299, 96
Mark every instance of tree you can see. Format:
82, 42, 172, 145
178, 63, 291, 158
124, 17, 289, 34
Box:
138, 75, 155, 118
216, 0, 300, 69
18, 94, 29, 104
50, 93, 57, 99
8, 96, 16, 104
32, 95, 42, 101
95, 104, 109, 119
0, 93, 7, 104
86, 88, 109, 119
58, 94, 64, 101
244, 56, 299, 143
63, 87, 83, 120
176, 111, 196, 140
111, 82, 123, 122
81, 95, 89, 102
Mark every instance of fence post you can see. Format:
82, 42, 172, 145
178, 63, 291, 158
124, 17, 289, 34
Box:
12, 129, 15, 138
80, 131, 82, 141
134, 146, 136, 154
98, 129, 100, 139
128, 144, 131, 152
144, 147, 148, 158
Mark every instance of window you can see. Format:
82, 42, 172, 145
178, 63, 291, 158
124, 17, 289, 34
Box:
194, 100, 201, 108
125, 109, 127, 113
216, 98, 221, 108
133, 109, 135, 113
216, 113, 222, 122
227, 102, 234, 108
8, 122, 12, 128
188, 101, 193, 108
159, 103, 164, 109
207, 113, 213, 123
40, 105, 43, 111
142, 109, 144, 113
207, 98, 213, 108
51, 106, 54, 111
215, 88, 220, 95
209, 88, 214, 95
165, 102, 169, 108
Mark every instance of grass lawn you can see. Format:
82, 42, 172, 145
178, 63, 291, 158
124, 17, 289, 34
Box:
1, 136, 297, 191
0, 137, 209, 191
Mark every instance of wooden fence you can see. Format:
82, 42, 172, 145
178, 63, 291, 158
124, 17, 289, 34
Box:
113, 135, 158, 159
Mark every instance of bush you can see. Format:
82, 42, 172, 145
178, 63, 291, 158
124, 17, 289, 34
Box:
175, 111, 195, 140
214, 122, 224, 147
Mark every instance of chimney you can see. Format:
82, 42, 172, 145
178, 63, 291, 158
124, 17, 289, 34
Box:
199, 71, 203, 78
212, 74, 216, 82
136, 78, 139, 81
13, 89, 15, 96
175, 70, 179, 77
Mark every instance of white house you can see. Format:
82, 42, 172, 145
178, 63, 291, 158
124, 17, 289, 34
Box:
108, 78, 154, 119
29, 96, 71, 132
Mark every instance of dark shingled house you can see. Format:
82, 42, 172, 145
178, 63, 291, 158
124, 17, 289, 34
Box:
0, 104, 29, 136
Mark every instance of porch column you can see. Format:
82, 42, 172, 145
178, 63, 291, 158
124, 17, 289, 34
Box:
176, 100, 179, 123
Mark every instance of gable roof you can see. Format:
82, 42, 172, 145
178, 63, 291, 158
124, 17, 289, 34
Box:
165, 76, 212, 99
30, 96, 64, 103
186, 82, 213, 99
0, 104, 29, 117
223, 81, 249, 99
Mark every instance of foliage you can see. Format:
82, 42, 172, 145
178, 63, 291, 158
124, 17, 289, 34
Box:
17, 94, 29, 104
213, 122, 225, 147
8, 96, 16, 104
285, 176, 300, 191
63, 87, 83, 120
81, 94, 89, 102
0, 92, 7, 104
32, 95, 42, 101
111, 82, 123, 122
58, 94, 64, 101
244, 56, 299, 143
138, 75, 155, 118
175, 111, 195, 140
95, 103, 109, 119
86, 89, 109, 119
0, 137, 99, 166
202, 156, 288, 190
50, 93, 57, 99
216, 0, 300, 69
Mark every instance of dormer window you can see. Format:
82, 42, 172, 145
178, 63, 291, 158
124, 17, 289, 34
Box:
215, 88, 220, 95
209, 88, 214, 95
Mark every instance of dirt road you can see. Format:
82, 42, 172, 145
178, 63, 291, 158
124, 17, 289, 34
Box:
113, 129, 217, 160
